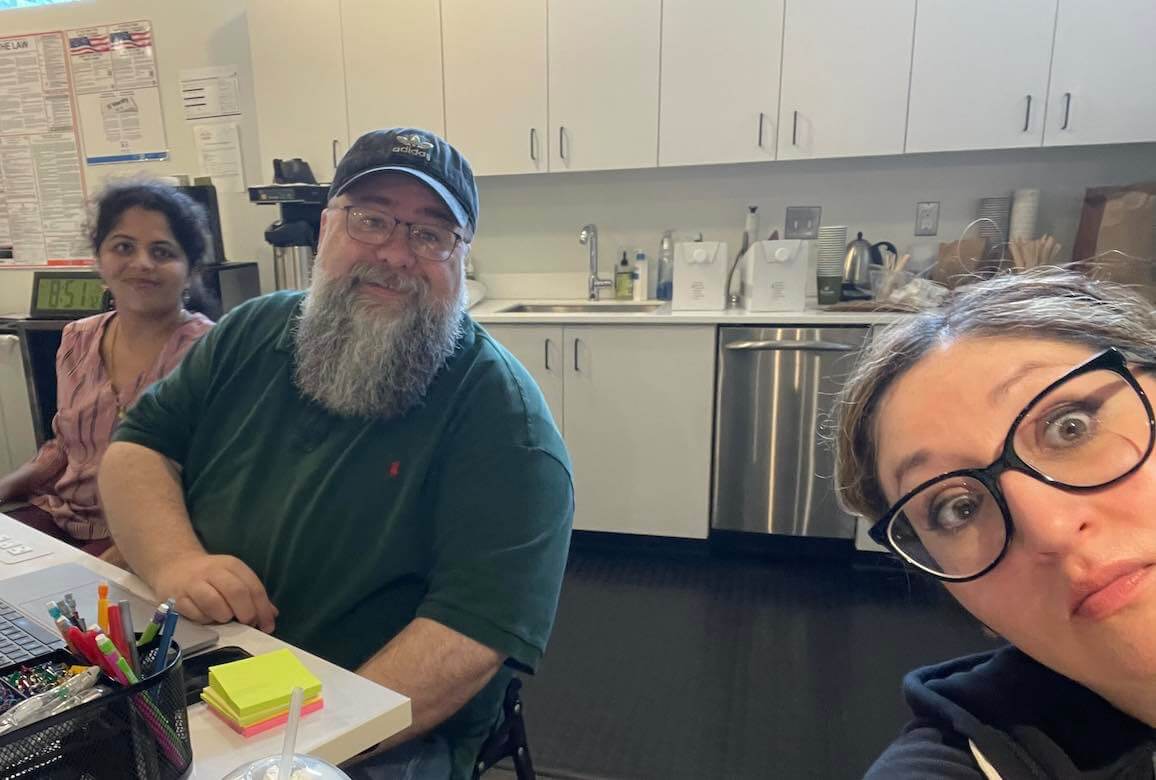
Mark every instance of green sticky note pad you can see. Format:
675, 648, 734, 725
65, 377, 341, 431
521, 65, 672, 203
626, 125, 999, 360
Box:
208, 649, 322, 718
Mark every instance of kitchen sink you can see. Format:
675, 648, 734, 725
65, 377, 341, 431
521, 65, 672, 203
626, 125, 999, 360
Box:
497, 302, 665, 314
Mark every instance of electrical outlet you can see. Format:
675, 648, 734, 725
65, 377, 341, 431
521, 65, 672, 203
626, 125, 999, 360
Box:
915, 201, 940, 236
784, 206, 822, 239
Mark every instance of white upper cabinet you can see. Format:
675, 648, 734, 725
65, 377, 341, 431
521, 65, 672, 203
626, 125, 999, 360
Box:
659, 0, 784, 167
907, 0, 1056, 153
1044, 0, 1156, 147
442, 0, 548, 175
548, 0, 662, 172
778, 0, 915, 160
340, 0, 445, 141
247, 0, 348, 182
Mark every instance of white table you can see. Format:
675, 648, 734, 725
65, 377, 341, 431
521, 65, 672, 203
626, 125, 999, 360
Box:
0, 513, 411, 778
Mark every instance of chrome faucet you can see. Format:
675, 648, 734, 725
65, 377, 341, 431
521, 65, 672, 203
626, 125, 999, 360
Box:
579, 224, 612, 300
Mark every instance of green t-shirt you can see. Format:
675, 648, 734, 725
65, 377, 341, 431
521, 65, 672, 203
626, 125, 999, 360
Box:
114, 291, 573, 777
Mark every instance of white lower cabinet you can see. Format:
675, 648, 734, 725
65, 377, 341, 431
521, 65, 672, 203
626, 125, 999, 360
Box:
485, 324, 715, 539
484, 325, 565, 430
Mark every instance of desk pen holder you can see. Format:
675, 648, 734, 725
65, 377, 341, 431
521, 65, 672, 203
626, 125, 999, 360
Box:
0, 637, 192, 780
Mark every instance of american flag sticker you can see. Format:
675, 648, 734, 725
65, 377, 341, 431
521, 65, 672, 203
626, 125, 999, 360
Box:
108, 28, 152, 50
68, 34, 110, 55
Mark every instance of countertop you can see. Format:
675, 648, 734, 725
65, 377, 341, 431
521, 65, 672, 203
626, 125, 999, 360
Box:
469, 298, 911, 326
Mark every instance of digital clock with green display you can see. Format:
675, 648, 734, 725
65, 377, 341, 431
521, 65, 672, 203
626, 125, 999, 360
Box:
29, 272, 109, 319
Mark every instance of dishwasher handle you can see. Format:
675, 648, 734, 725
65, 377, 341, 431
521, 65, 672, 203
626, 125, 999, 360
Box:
725, 339, 856, 352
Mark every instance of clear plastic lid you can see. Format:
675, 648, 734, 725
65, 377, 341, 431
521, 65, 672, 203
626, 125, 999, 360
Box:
222, 754, 351, 780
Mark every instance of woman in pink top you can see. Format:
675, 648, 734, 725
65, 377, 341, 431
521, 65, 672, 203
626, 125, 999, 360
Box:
0, 180, 215, 555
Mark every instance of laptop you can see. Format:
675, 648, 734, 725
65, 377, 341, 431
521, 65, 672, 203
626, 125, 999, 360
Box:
0, 563, 219, 661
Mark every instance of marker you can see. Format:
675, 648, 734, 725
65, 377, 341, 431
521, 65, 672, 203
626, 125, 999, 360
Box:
137, 599, 172, 646
118, 600, 140, 676
66, 627, 103, 670
95, 632, 138, 685
97, 583, 109, 634
152, 608, 179, 677
107, 603, 126, 659
64, 593, 78, 619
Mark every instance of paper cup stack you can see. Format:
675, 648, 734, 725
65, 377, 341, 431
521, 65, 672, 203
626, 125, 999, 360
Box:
976, 196, 1011, 244
1009, 188, 1040, 241
816, 225, 847, 279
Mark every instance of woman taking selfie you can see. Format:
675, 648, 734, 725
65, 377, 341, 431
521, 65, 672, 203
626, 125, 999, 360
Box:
836, 270, 1156, 778
0, 180, 213, 556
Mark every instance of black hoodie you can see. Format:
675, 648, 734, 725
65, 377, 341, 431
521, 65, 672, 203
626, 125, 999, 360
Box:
865, 646, 1155, 779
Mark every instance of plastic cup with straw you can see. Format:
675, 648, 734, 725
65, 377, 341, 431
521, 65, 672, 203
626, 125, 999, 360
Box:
223, 686, 351, 780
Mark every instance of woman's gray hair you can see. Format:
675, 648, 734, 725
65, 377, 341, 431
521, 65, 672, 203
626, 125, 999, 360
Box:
834, 269, 1156, 520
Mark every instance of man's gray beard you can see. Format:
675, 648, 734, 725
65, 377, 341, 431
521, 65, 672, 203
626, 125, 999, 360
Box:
292, 263, 466, 419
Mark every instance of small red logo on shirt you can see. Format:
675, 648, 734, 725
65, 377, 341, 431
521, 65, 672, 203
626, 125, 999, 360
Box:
388, 461, 401, 478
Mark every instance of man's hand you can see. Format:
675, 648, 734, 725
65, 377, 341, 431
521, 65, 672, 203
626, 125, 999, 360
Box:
152, 553, 278, 633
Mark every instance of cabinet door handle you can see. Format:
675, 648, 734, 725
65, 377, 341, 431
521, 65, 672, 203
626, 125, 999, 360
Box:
757, 112, 766, 147
792, 110, 799, 146
573, 338, 581, 372
725, 340, 855, 352
1061, 92, 1072, 130
530, 128, 538, 162
544, 338, 551, 371
1023, 94, 1032, 132
559, 126, 567, 161
332, 139, 339, 169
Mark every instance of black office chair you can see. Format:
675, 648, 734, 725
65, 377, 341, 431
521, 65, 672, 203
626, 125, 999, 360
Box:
473, 678, 535, 779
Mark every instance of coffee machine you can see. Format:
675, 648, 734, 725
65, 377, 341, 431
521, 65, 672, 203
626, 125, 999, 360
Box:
248, 159, 327, 290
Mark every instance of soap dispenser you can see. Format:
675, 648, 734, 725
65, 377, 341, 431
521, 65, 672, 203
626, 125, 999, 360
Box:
615, 250, 633, 300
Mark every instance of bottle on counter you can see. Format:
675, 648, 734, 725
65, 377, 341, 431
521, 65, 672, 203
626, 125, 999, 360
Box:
657, 230, 674, 301
633, 250, 649, 302
615, 250, 633, 300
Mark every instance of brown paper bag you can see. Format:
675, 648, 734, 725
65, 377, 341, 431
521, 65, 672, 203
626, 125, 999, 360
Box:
1073, 182, 1156, 294
931, 238, 990, 288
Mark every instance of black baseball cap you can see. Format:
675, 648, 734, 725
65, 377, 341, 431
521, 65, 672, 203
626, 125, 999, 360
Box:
329, 128, 479, 234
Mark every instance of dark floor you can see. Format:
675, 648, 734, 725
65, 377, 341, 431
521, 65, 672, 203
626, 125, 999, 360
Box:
515, 535, 1000, 780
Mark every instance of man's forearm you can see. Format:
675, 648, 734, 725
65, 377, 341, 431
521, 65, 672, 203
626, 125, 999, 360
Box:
98, 441, 205, 585
357, 617, 503, 748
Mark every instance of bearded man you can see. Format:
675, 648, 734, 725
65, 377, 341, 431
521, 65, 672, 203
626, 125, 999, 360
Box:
99, 129, 574, 780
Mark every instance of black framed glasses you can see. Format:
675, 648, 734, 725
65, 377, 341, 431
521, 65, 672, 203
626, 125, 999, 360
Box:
869, 348, 1156, 582
337, 205, 465, 263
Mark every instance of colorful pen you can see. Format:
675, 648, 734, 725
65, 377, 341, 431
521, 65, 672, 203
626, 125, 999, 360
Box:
53, 616, 76, 649
97, 582, 109, 634
137, 600, 172, 646
95, 633, 138, 685
152, 607, 179, 676
117, 600, 140, 676
46, 602, 72, 630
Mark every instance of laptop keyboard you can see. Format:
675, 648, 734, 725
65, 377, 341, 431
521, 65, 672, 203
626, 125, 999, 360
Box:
0, 598, 64, 666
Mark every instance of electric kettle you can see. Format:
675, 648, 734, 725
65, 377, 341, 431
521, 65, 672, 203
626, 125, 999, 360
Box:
843, 232, 898, 289
843, 232, 874, 289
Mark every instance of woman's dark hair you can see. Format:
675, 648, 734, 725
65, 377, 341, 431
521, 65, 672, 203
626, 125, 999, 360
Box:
88, 178, 218, 315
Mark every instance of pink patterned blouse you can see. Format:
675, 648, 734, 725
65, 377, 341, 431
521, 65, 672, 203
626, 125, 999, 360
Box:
24, 311, 213, 541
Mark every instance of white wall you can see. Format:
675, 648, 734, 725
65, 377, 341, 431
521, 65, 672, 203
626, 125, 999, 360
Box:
0, 0, 273, 315
471, 143, 1156, 283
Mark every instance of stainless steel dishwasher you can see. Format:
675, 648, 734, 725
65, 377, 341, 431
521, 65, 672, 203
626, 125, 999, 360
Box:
712, 326, 869, 539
